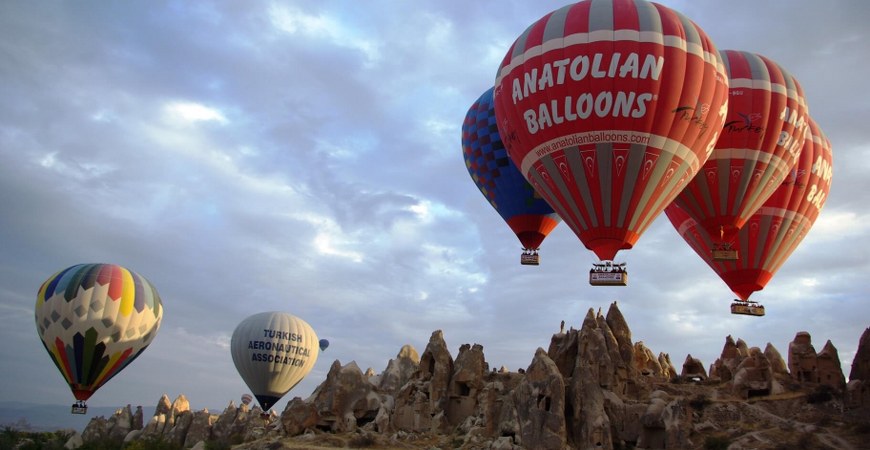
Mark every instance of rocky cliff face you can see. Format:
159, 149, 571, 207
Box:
71, 302, 869, 449
847, 327, 870, 412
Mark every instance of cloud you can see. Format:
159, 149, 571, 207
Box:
164, 101, 228, 124
268, 5, 380, 65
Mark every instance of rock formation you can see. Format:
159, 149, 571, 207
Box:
788, 331, 819, 383
847, 327, 870, 410
786, 330, 848, 394
680, 354, 707, 381
851, 327, 870, 381
513, 348, 566, 449
308, 360, 382, 432
72, 303, 865, 450
658, 353, 677, 380
731, 347, 782, 399
376, 344, 419, 394
764, 342, 789, 376
817, 340, 846, 391
709, 335, 740, 382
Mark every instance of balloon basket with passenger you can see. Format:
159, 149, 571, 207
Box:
711, 243, 739, 261
71, 400, 87, 415
589, 261, 628, 286
520, 248, 540, 265
711, 227, 739, 260
730, 299, 765, 317
710, 236, 740, 261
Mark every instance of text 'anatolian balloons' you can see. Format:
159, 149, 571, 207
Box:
494, 0, 729, 261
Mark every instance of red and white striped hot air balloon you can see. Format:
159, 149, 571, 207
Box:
665, 117, 832, 315
671, 50, 810, 260
493, 0, 729, 285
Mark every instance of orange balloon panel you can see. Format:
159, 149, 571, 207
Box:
672, 50, 810, 244
506, 214, 560, 250
494, 0, 728, 261
666, 118, 832, 300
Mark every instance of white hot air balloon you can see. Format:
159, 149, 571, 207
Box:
230, 312, 319, 411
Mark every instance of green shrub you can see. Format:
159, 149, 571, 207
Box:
851, 421, 870, 435
806, 384, 834, 404
120, 437, 183, 450
203, 439, 232, 450
703, 434, 730, 450
689, 394, 712, 410
349, 433, 378, 448
77, 437, 123, 450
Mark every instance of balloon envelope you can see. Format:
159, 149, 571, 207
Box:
462, 87, 560, 251
241, 393, 253, 406
666, 117, 832, 300
230, 312, 319, 411
319, 339, 329, 351
493, 0, 729, 261
35, 263, 164, 401
672, 50, 809, 244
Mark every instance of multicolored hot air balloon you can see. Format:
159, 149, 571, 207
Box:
666, 117, 832, 315
493, 0, 729, 284
671, 50, 809, 259
230, 312, 319, 412
34, 263, 164, 414
463, 87, 560, 265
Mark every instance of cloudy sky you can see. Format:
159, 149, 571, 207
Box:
1, 0, 868, 419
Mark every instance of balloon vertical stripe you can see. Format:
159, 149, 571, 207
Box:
133, 272, 146, 313
72, 332, 85, 385
92, 347, 134, 391
63, 266, 88, 302
52, 337, 74, 384
82, 329, 99, 386
38, 267, 71, 304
